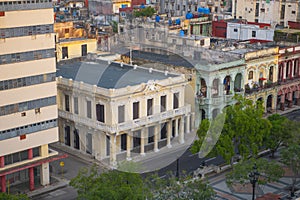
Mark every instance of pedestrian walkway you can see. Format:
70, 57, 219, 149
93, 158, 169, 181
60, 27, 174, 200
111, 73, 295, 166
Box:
208, 152, 300, 200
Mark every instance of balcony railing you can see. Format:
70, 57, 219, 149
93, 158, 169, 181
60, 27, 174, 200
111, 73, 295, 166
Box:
58, 105, 191, 133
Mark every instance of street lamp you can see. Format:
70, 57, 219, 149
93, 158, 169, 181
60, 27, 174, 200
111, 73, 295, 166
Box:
249, 163, 260, 200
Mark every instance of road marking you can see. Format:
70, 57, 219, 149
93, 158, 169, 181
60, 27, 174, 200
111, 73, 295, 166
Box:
205, 157, 216, 162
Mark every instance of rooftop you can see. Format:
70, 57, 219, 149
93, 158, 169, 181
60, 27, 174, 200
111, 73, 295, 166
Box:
56, 60, 177, 89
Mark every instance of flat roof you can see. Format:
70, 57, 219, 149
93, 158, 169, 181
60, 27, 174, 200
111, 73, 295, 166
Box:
56, 60, 177, 89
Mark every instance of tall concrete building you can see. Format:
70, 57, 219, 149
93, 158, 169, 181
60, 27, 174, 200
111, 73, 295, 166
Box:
235, 0, 300, 27
0, 0, 60, 192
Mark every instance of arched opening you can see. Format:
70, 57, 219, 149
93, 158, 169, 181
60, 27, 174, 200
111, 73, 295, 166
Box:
256, 97, 263, 109
199, 78, 207, 97
212, 78, 219, 97
278, 63, 283, 82
269, 66, 274, 82
248, 70, 254, 80
294, 59, 299, 78
223, 76, 231, 95
293, 91, 297, 105
200, 109, 206, 120
234, 73, 242, 92
277, 95, 282, 111
267, 95, 273, 113
212, 108, 220, 119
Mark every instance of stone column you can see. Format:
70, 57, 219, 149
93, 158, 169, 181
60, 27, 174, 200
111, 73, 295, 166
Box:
0, 175, 5, 192
0, 156, 4, 168
0, 156, 5, 192
167, 121, 172, 148
28, 148, 34, 191
186, 114, 190, 133
191, 112, 195, 131
40, 163, 50, 186
175, 118, 179, 137
140, 128, 145, 156
126, 133, 131, 160
110, 134, 117, 167
154, 124, 159, 152
40, 145, 50, 185
179, 116, 185, 144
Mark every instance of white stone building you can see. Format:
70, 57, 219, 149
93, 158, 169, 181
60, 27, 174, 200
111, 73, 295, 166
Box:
56, 60, 194, 166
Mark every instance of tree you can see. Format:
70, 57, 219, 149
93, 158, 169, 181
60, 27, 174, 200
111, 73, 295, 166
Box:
280, 144, 300, 197
226, 158, 284, 186
265, 114, 290, 157
0, 193, 29, 200
146, 173, 215, 200
133, 7, 156, 18
70, 165, 149, 200
192, 95, 272, 165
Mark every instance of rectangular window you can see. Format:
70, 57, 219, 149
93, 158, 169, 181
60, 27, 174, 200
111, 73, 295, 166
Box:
81, 44, 87, 57
252, 31, 256, 37
234, 28, 238, 32
118, 105, 125, 123
173, 93, 179, 109
74, 97, 78, 114
65, 94, 70, 111
96, 103, 105, 123
87, 100, 92, 118
133, 102, 139, 120
147, 98, 153, 116
62, 47, 68, 59
160, 95, 166, 112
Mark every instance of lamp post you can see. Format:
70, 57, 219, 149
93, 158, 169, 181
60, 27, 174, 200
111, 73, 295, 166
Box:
249, 163, 260, 200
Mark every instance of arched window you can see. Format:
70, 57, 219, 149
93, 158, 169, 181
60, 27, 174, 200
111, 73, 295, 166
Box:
269, 66, 274, 81
248, 71, 253, 80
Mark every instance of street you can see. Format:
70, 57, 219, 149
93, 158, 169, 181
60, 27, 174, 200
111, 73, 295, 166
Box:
30, 109, 300, 200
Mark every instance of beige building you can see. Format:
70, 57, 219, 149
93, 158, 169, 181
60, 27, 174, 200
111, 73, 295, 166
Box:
0, 0, 60, 192
56, 60, 194, 166
54, 22, 97, 62
235, 0, 300, 27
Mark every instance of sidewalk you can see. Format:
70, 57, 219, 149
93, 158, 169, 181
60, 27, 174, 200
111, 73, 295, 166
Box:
26, 177, 69, 198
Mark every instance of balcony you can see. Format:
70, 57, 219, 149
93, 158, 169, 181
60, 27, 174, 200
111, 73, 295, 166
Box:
58, 105, 191, 133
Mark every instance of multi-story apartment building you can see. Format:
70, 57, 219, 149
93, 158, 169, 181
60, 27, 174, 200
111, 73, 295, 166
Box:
56, 60, 193, 166
277, 44, 300, 110
195, 49, 245, 120
0, 0, 60, 192
160, 0, 230, 17
235, 0, 300, 27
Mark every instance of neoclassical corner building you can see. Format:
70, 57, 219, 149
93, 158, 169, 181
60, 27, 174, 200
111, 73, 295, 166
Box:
56, 60, 194, 166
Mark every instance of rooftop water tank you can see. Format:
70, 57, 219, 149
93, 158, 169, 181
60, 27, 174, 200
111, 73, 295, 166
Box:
198, 7, 204, 13
203, 7, 210, 14
179, 30, 184, 37
175, 18, 181, 25
186, 12, 193, 19
155, 15, 160, 22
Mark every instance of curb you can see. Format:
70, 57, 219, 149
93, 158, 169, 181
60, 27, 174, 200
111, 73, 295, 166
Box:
27, 177, 69, 198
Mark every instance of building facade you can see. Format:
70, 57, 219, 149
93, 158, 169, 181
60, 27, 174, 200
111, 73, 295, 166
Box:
235, 0, 300, 27
277, 44, 300, 110
0, 0, 59, 192
56, 60, 194, 166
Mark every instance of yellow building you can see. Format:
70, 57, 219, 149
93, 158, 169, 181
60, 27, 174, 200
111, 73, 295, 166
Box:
56, 60, 194, 167
243, 46, 279, 112
56, 38, 97, 62
0, 0, 60, 192
54, 22, 97, 62
112, 0, 130, 14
